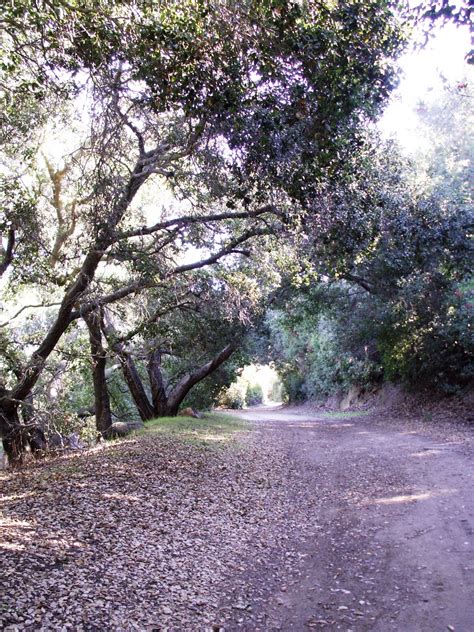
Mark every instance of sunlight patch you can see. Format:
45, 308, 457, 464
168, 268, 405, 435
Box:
365, 487, 457, 506
374, 491, 433, 504
0, 518, 32, 529
0, 491, 36, 503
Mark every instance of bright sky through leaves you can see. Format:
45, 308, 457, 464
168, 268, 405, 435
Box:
379, 22, 472, 152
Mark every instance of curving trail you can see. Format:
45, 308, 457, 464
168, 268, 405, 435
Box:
221, 406, 474, 632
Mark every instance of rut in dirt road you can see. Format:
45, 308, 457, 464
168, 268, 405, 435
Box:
221, 407, 474, 632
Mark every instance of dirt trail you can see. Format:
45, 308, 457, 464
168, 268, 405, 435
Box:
222, 406, 474, 632
1, 407, 472, 631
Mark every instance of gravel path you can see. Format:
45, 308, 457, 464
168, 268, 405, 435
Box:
1, 407, 473, 631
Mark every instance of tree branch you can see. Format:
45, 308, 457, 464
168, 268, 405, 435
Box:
167, 343, 238, 413
72, 226, 273, 321
343, 273, 375, 294
115, 205, 281, 241
0, 302, 63, 328
0, 228, 15, 277
171, 227, 272, 275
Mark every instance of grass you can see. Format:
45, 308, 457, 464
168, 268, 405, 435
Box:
0, 414, 249, 472
136, 412, 250, 447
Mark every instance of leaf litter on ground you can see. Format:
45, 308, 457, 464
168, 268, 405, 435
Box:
0, 414, 307, 631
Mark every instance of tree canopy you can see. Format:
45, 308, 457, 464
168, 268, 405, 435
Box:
1, 1, 471, 467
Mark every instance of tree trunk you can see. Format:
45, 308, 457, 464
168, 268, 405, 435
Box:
147, 350, 170, 417
0, 398, 26, 467
0, 227, 15, 277
166, 343, 237, 416
102, 319, 155, 421
22, 395, 48, 456
85, 310, 113, 438
120, 354, 155, 421
103, 325, 237, 420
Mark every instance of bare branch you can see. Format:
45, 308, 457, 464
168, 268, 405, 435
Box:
343, 273, 375, 294
111, 296, 195, 345
71, 226, 273, 322
42, 152, 83, 268
116, 105, 145, 154
171, 227, 272, 275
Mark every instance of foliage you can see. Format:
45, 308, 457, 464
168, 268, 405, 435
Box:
413, 1, 473, 63
180, 364, 241, 411
265, 291, 384, 402
375, 280, 474, 391
9, 1, 467, 464
1, 2, 405, 378
246, 383, 264, 406
266, 79, 472, 398
218, 382, 248, 410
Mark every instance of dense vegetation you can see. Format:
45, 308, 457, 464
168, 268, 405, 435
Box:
0, 0, 472, 466
264, 88, 473, 400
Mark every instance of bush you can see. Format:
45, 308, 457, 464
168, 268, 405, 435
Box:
377, 282, 474, 392
267, 308, 383, 403
218, 382, 247, 409
247, 383, 264, 406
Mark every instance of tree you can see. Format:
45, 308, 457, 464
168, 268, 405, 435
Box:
100, 267, 263, 418
266, 102, 472, 397
0, 0, 406, 465
84, 308, 114, 436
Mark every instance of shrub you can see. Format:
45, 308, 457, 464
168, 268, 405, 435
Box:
218, 382, 247, 409
247, 383, 264, 406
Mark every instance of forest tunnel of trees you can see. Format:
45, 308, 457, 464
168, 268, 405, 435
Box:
0, 0, 472, 467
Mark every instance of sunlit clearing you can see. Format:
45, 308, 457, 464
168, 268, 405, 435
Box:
239, 364, 283, 404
